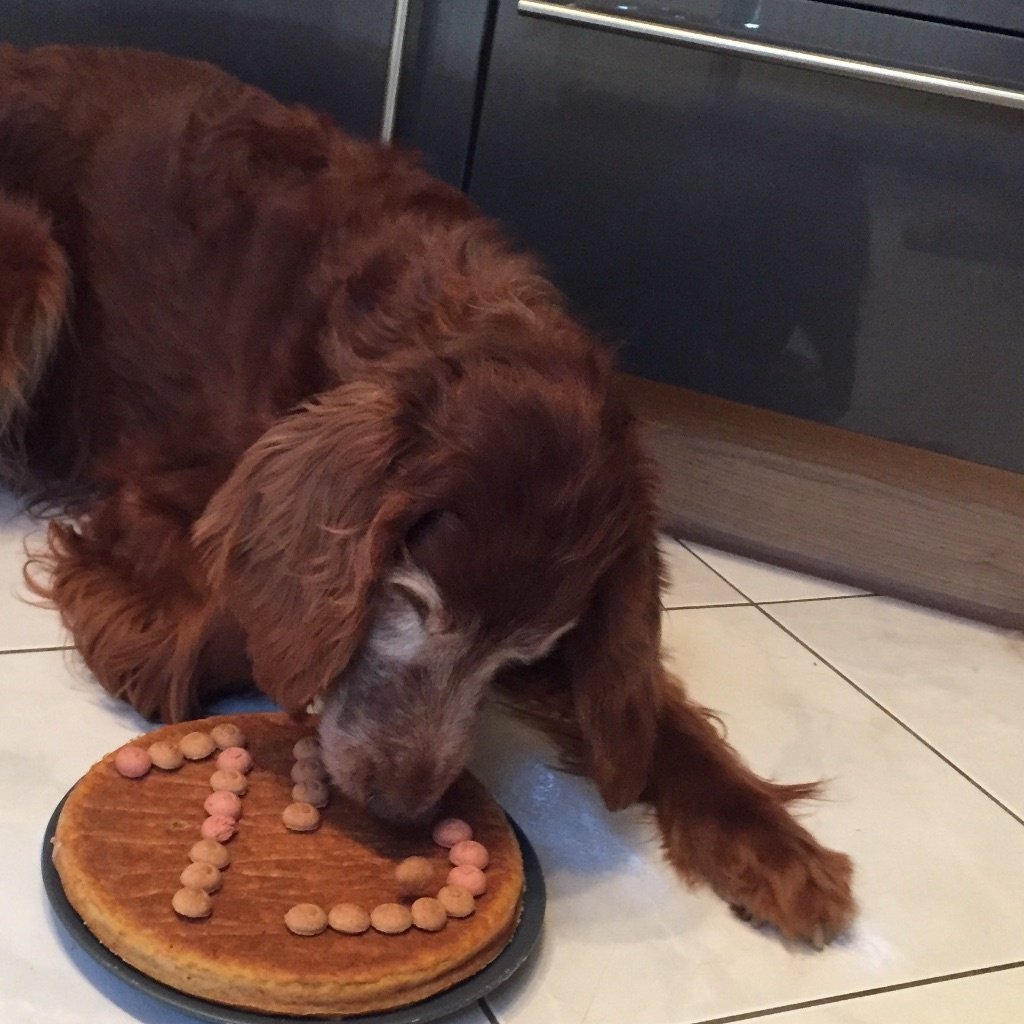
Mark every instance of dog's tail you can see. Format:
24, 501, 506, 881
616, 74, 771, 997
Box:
0, 190, 69, 476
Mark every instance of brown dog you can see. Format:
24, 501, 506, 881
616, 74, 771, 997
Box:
0, 45, 853, 944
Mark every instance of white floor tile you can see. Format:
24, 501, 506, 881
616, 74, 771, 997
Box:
0, 490, 66, 652
0, 648, 486, 1024
687, 542, 869, 603
475, 606, 1024, 1024
3, 486, 1019, 1024
767, 596, 1024, 821
1, 649, 163, 1024
658, 536, 746, 608
761, 967, 1024, 1023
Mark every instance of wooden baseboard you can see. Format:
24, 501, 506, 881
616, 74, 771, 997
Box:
621, 374, 1024, 630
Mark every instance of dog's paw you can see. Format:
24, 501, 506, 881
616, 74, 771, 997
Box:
717, 823, 855, 948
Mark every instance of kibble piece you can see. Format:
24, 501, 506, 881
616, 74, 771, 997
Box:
172, 886, 212, 919
449, 839, 489, 870
180, 731, 216, 760
210, 722, 246, 749
189, 839, 231, 869
290, 757, 327, 784
291, 778, 329, 808
292, 736, 321, 760
411, 897, 448, 932
203, 790, 243, 819
432, 818, 472, 848
285, 903, 328, 936
148, 740, 185, 771
282, 801, 321, 832
114, 744, 151, 778
370, 903, 413, 935
394, 856, 434, 898
200, 814, 238, 842
216, 746, 254, 774
436, 884, 475, 918
179, 861, 222, 893
209, 768, 247, 795
447, 864, 486, 896
328, 903, 371, 934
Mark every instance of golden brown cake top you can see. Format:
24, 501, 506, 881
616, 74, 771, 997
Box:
52, 712, 524, 1017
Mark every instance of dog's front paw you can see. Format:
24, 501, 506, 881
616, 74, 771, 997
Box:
719, 822, 855, 947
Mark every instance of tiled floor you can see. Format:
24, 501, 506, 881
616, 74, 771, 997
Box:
2, 498, 1022, 1023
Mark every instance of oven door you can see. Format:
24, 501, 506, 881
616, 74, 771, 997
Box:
465, 0, 1024, 474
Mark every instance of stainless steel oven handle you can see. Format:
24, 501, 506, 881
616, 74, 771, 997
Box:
518, 0, 1024, 111
380, 0, 411, 142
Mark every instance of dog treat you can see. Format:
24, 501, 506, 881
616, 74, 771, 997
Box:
328, 903, 371, 935
210, 723, 246, 749
411, 897, 448, 932
290, 757, 327, 784
188, 839, 231, 869
449, 840, 489, 870
436, 884, 475, 918
172, 886, 212, 919
282, 802, 321, 832
291, 779, 329, 808
113, 744, 151, 778
180, 731, 216, 760
447, 865, 486, 896
394, 856, 434, 898
216, 746, 254, 774
292, 736, 320, 760
203, 790, 243, 819
148, 740, 185, 771
200, 814, 238, 842
209, 768, 247, 795
285, 903, 328, 936
432, 818, 472, 848
370, 903, 412, 935
180, 861, 222, 893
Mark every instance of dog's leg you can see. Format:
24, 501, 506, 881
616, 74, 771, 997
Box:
27, 489, 249, 721
0, 191, 68, 451
500, 663, 854, 945
644, 679, 854, 946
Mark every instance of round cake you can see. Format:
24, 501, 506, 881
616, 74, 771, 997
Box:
51, 712, 525, 1017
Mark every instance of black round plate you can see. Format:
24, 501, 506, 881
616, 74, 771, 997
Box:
42, 788, 545, 1023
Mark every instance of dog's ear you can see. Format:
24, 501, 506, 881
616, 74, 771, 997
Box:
193, 382, 414, 712
567, 509, 664, 812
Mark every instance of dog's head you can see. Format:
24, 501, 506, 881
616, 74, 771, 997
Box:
195, 328, 663, 823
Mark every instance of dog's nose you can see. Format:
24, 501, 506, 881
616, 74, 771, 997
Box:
364, 787, 436, 826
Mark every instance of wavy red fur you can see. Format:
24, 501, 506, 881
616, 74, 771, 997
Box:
0, 44, 853, 944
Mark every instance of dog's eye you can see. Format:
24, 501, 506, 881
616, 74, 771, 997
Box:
404, 509, 445, 552
400, 587, 431, 622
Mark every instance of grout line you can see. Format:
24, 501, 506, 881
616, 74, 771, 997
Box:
671, 541, 753, 604
667, 540, 866, 609
663, 601, 752, 612
757, 592, 873, 606
478, 997, 501, 1024
678, 541, 756, 603
662, 594, 872, 613
663, 594, 873, 612
0, 643, 75, 655
757, 604, 1024, 829
687, 960, 1024, 1024
674, 536, 877, 605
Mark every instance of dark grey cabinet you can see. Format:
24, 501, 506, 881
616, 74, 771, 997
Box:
4, 1, 1023, 476
1, 0, 396, 140
467, 1, 1024, 474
